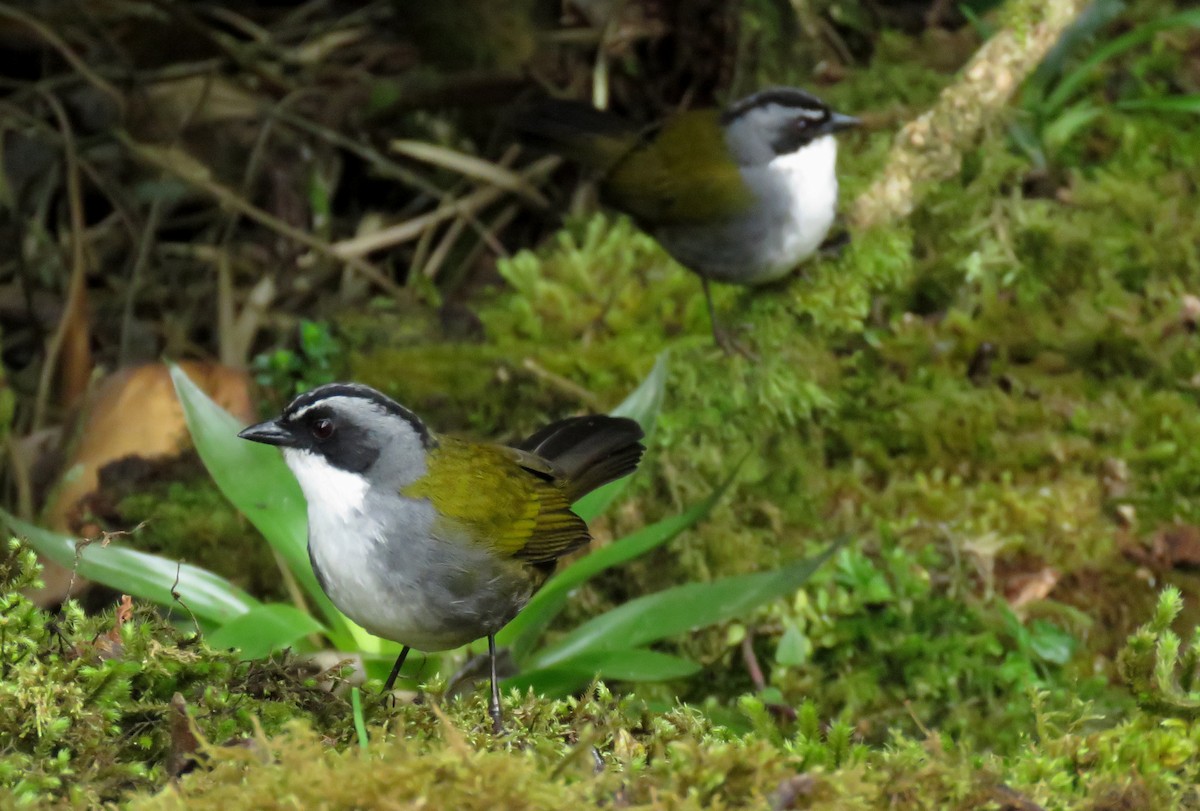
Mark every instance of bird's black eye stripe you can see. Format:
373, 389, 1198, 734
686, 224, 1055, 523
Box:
312, 418, 335, 440
282, 383, 436, 450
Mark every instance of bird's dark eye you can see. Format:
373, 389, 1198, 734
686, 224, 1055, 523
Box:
311, 418, 335, 440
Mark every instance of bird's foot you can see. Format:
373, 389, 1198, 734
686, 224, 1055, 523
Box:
712, 324, 758, 360
817, 229, 851, 260
377, 687, 400, 711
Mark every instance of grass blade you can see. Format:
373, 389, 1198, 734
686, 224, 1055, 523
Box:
501, 463, 741, 662
351, 687, 369, 752
504, 649, 701, 696
1116, 95, 1200, 114
573, 352, 668, 522
526, 538, 847, 670
1044, 10, 1200, 113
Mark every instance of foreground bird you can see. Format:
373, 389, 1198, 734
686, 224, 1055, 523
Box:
238, 383, 644, 732
515, 88, 859, 350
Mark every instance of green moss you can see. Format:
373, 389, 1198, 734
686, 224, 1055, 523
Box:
337, 10, 1200, 792
11, 2, 1200, 806
132, 690, 797, 811
114, 473, 285, 602
125, 678, 1200, 811
0, 543, 353, 807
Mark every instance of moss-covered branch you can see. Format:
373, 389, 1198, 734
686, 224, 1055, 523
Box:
850, 0, 1088, 229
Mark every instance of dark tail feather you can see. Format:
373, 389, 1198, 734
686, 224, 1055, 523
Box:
517, 415, 645, 502
512, 99, 640, 172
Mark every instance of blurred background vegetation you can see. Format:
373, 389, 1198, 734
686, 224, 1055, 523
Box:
3, 0, 1200, 807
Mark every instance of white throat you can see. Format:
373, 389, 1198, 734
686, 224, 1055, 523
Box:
775, 134, 838, 187
769, 135, 839, 222
282, 448, 368, 522
749, 134, 839, 276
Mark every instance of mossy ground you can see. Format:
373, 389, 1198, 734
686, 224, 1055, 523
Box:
5, 531, 1197, 809
5, 0, 1200, 806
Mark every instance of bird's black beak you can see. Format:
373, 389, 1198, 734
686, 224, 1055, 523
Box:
238, 419, 297, 447
819, 112, 861, 136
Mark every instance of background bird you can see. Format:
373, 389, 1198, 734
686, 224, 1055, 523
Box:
515, 88, 859, 351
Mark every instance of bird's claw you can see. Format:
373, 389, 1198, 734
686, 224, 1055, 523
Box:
712, 325, 758, 360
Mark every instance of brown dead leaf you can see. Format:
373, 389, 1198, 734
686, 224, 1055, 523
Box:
1153, 524, 1200, 569
1100, 457, 1129, 500
1005, 568, 1061, 614
128, 76, 262, 142
29, 361, 254, 607
1114, 504, 1136, 529
114, 593, 133, 627
1181, 294, 1200, 333
97, 593, 133, 660
167, 693, 202, 779
769, 774, 818, 810
1121, 523, 1200, 572
71, 592, 134, 662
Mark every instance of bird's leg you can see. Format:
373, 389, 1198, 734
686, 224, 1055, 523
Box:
383, 645, 410, 693
488, 634, 505, 734
701, 278, 756, 359
817, 228, 851, 260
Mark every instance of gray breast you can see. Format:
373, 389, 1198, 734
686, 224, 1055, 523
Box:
310, 489, 538, 652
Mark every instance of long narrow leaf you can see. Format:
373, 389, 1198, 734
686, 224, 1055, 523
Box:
1042, 104, 1101, 151
501, 464, 741, 662
1025, 0, 1124, 95
504, 648, 700, 696
1116, 95, 1200, 114
573, 352, 668, 522
207, 603, 327, 659
500, 505, 710, 662
170, 365, 372, 650
1045, 10, 1200, 113
0, 510, 259, 624
526, 538, 847, 670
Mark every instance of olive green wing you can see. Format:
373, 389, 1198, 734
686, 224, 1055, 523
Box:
601, 110, 754, 227
401, 438, 590, 564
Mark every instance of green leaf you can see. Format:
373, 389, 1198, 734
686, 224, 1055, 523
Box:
1116, 95, 1200, 114
1028, 620, 1076, 666
503, 648, 700, 696
169, 365, 374, 651
1026, 0, 1124, 96
775, 623, 811, 667
206, 603, 326, 659
501, 464, 741, 663
526, 538, 846, 671
573, 352, 668, 522
1042, 104, 1102, 152
0, 510, 259, 625
351, 687, 369, 752
1045, 10, 1200, 113
759, 686, 785, 706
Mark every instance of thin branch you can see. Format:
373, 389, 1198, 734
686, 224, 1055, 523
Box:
0, 4, 124, 111
331, 156, 560, 259
32, 90, 89, 430
851, 0, 1089, 229
115, 132, 405, 297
